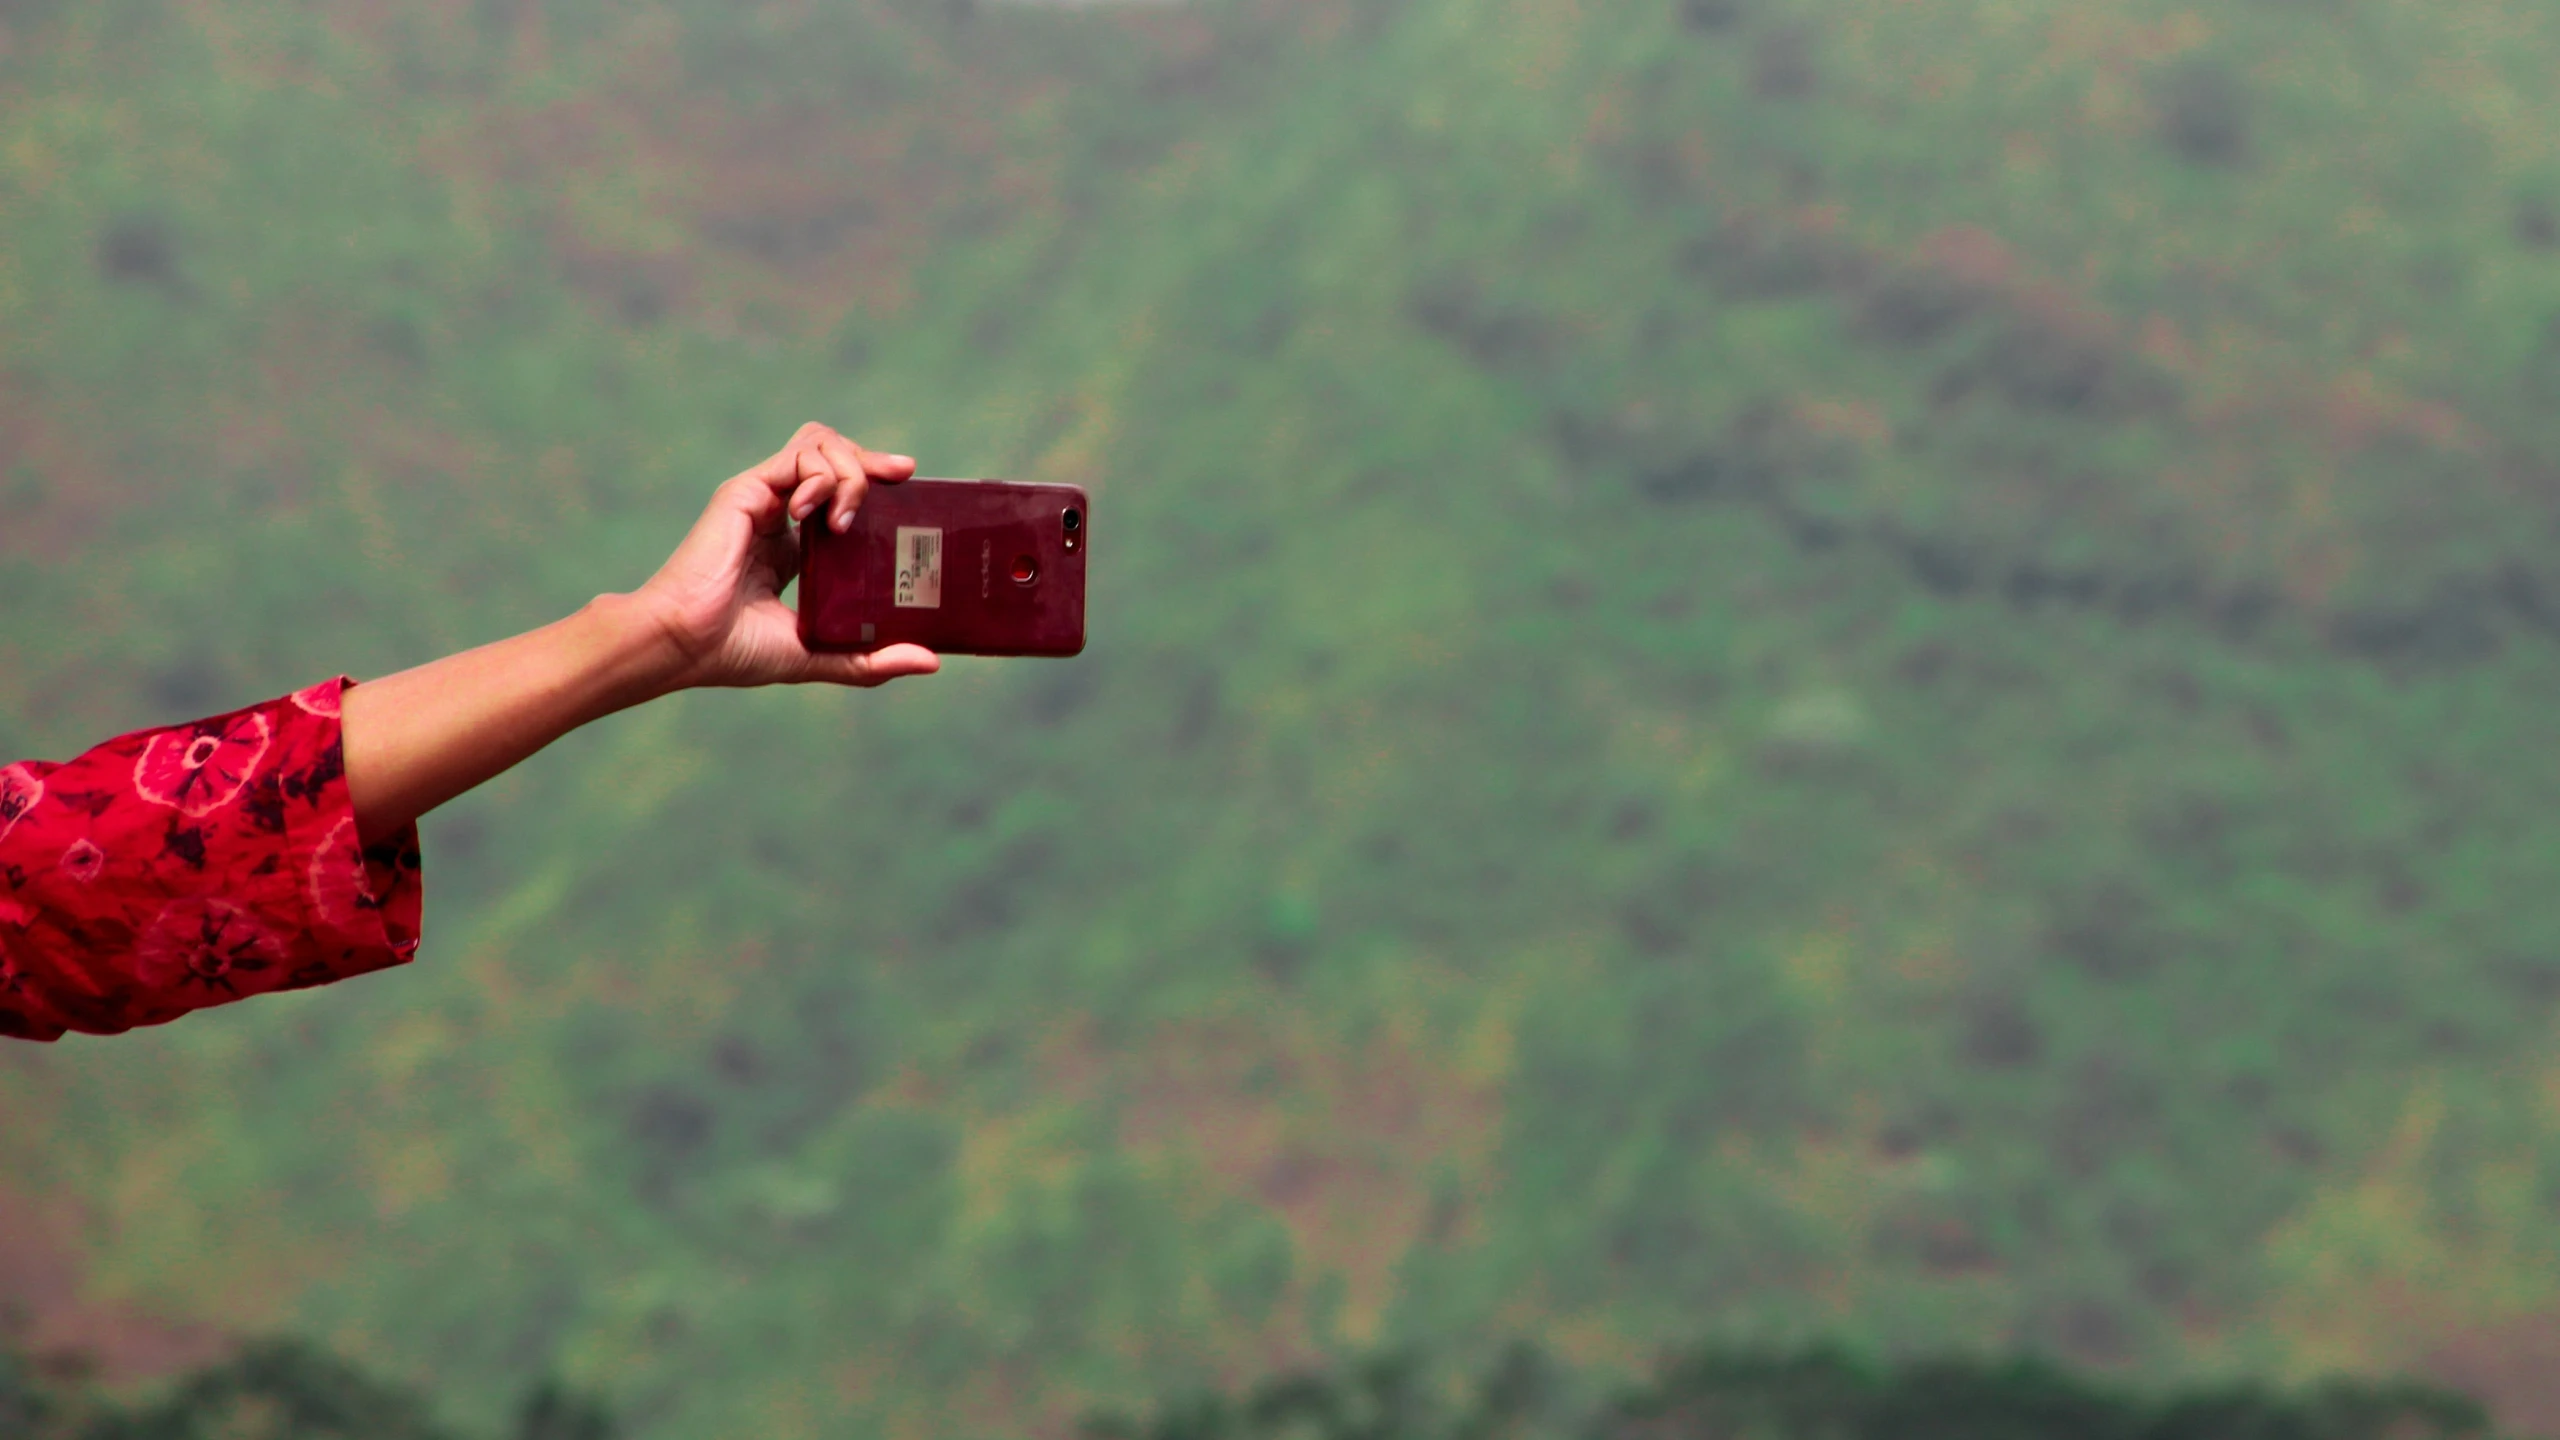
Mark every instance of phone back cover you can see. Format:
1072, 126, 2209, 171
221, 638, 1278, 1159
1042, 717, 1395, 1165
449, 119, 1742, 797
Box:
798, 479, 1088, 657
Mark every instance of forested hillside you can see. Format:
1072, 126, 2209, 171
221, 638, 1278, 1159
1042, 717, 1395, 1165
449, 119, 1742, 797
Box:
6, 0, 2560, 1435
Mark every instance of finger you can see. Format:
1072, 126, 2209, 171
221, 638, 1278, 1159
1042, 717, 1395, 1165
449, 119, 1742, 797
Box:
817, 434, 872, 533
788, 446, 840, 525
800, 643, 941, 688
653, 430, 841, 597
824, 442, 920, 532
737, 422, 840, 492
698, 471, 787, 544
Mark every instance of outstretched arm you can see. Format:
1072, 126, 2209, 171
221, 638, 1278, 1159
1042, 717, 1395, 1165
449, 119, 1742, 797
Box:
341, 424, 940, 845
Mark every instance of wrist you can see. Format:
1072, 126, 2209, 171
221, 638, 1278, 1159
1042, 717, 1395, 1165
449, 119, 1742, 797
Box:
577, 591, 698, 709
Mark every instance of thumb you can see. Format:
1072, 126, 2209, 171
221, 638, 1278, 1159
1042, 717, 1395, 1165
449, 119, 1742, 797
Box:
798, 643, 942, 688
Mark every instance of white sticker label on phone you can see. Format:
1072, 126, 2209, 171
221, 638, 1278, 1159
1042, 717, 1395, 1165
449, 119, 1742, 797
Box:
894, 526, 944, 609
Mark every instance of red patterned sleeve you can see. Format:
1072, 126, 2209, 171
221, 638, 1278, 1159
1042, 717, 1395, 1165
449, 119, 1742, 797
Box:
0, 677, 423, 1041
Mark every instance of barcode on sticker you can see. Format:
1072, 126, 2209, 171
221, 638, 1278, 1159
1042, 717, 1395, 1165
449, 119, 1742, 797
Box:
894, 526, 943, 609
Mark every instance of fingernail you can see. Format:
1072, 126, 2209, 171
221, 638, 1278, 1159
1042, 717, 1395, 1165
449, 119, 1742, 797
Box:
891, 455, 915, 467
832, 510, 852, 533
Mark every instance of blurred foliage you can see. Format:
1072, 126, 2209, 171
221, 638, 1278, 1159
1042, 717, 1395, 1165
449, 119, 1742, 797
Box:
1088, 1345, 2492, 1440
6, 0, 2560, 1436
0, 1339, 616, 1440
0, 1335, 2492, 1440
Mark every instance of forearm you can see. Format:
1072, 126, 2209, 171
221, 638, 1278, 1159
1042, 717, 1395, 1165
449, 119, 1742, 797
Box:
342, 593, 685, 845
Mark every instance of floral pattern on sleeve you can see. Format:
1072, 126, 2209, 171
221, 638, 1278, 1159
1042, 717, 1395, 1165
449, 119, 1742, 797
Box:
0, 677, 422, 1041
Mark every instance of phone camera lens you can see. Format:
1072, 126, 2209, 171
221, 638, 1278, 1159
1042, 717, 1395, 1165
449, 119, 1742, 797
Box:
1062, 507, 1083, 534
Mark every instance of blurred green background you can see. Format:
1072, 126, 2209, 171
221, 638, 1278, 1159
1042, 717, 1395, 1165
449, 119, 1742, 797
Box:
7, 0, 2560, 1433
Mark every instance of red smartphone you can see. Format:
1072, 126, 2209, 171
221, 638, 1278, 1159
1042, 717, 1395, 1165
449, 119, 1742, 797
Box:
797, 478, 1088, 657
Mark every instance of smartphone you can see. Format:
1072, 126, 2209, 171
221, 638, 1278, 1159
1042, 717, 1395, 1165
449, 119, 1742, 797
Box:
797, 478, 1088, 657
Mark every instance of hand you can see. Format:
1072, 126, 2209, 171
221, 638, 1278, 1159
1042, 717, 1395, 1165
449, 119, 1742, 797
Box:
633, 423, 943, 691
